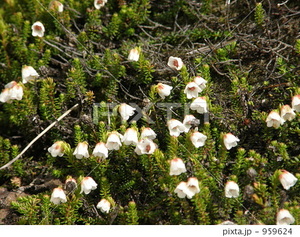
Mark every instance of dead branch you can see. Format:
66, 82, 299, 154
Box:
0, 103, 79, 170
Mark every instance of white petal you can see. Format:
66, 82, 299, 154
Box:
167, 56, 183, 70
225, 181, 239, 198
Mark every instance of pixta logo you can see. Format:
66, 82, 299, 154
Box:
92, 102, 209, 124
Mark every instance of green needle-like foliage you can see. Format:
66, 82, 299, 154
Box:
0, 0, 299, 226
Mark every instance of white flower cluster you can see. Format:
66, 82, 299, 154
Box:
104, 126, 157, 156
50, 176, 111, 213
0, 81, 23, 103
174, 177, 200, 199
50, 176, 97, 204
0, 65, 41, 105
167, 58, 240, 151
263, 98, 299, 224
149, 57, 208, 105
266, 95, 300, 128
43, 51, 297, 224
162, 57, 241, 199
184, 76, 209, 115
219, 170, 297, 225
167, 117, 208, 149
31, 1, 64, 38
47, 124, 157, 160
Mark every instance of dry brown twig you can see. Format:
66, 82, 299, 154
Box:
0, 103, 79, 170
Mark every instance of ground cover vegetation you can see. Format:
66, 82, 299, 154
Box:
0, 0, 299, 225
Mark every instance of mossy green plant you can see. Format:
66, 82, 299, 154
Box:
0, 0, 299, 226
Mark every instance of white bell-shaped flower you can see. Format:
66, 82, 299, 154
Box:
266, 111, 285, 128
225, 181, 239, 198
94, 0, 107, 9
128, 48, 140, 61
73, 142, 89, 159
0, 89, 11, 103
156, 83, 173, 99
280, 105, 296, 122
167, 56, 183, 70
97, 199, 111, 213
0, 81, 23, 103
92, 142, 108, 159
169, 158, 187, 176
219, 220, 236, 225
48, 141, 65, 157
223, 133, 239, 150
187, 177, 200, 196
276, 209, 295, 225
49, 1, 64, 12
174, 181, 194, 199
190, 97, 208, 114
174, 181, 188, 198
106, 132, 123, 150
50, 187, 67, 204
118, 103, 136, 121
134, 138, 157, 155
182, 115, 199, 133
193, 76, 207, 90
140, 127, 157, 140
279, 170, 298, 190
31, 21, 45, 37
167, 119, 185, 137
184, 82, 202, 99
9, 83, 23, 101
122, 128, 138, 146
80, 177, 97, 194
291, 95, 300, 112
5, 81, 17, 89
22, 65, 39, 84
190, 131, 207, 148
